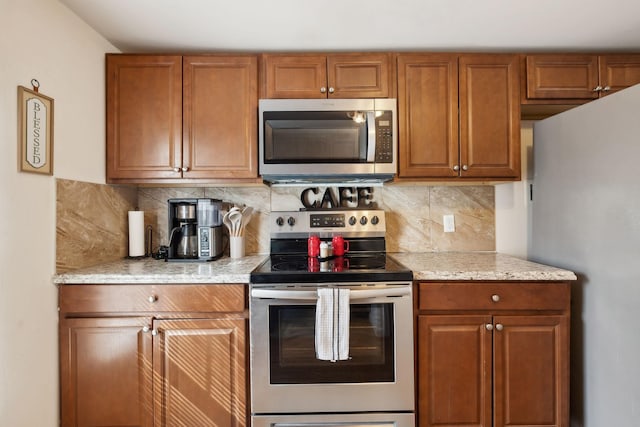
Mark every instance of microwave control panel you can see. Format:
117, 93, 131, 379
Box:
374, 110, 393, 163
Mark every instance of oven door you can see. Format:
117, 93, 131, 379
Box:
249, 283, 414, 414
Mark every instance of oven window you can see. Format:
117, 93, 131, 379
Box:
264, 111, 367, 163
268, 303, 394, 384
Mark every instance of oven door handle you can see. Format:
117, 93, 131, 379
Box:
250, 287, 410, 301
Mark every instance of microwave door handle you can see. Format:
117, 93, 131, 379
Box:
366, 111, 376, 162
250, 287, 410, 300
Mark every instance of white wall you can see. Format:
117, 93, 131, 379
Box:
0, 0, 116, 424
495, 122, 533, 258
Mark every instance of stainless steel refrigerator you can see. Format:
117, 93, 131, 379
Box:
530, 83, 640, 427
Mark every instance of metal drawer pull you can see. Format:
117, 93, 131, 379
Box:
148, 295, 158, 303
491, 294, 500, 302
485, 323, 494, 331
495, 323, 504, 331
251, 287, 410, 301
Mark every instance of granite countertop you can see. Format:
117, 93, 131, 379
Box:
52, 255, 268, 284
53, 252, 576, 285
390, 252, 577, 281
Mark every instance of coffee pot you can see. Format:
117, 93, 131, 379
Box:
167, 198, 224, 261
170, 223, 198, 259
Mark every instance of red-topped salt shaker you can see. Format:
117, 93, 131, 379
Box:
308, 235, 320, 257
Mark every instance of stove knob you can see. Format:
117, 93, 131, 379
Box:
349, 216, 357, 226
360, 216, 368, 225
287, 216, 296, 226
276, 217, 284, 226
371, 215, 379, 225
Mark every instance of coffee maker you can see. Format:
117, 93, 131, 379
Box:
167, 198, 224, 261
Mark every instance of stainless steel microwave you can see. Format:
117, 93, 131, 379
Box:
259, 98, 397, 183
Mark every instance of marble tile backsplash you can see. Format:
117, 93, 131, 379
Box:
56, 180, 495, 272
56, 179, 138, 273
138, 184, 495, 254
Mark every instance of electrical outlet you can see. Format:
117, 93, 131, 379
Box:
443, 214, 455, 233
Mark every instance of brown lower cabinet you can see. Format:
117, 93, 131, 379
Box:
416, 281, 570, 427
59, 284, 247, 427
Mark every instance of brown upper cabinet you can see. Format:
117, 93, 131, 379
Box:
260, 53, 392, 99
106, 54, 258, 184
524, 54, 640, 101
397, 53, 520, 180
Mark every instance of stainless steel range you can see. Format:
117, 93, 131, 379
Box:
249, 209, 415, 427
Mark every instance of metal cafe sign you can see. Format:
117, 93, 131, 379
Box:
300, 186, 377, 209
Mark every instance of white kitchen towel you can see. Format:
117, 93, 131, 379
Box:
315, 288, 350, 362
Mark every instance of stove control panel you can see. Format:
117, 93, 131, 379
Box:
271, 209, 386, 238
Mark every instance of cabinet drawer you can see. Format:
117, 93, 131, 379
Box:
60, 284, 246, 314
418, 282, 570, 311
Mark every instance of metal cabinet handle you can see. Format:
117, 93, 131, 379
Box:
328, 87, 335, 94
462, 165, 469, 171
602, 86, 611, 92
320, 87, 327, 93
495, 323, 504, 331
453, 165, 460, 171
148, 295, 158, 303
486, 323, 494, 331
491, 294, 500, 302
181, 166, 188, 172
142, 325, 151, 333
173, 167, 180, 172
593, 85, 603, 92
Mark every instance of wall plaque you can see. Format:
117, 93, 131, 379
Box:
18, 82, 54, 175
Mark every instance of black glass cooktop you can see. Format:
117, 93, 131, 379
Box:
250, 252, 413, 284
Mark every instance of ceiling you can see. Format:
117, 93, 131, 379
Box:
59, 0, 640, 53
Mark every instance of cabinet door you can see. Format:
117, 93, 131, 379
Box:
153, 317, 247, 427
183, 56, 258, 179
327, 53, 391, 98
262, 54, 327, 98
397, 54, 459, 178
459, 54, 521, 179
59, 317, 153, 427
417, 315, 492, 427
525, 54, 599, 99
493, 315, 569, 427
106, 55, 183, 181
599, 54, 640, 95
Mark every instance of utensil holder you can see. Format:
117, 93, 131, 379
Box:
230, 236, 245, 258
